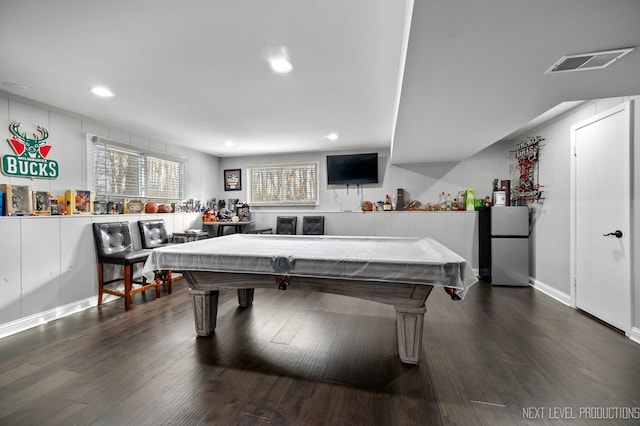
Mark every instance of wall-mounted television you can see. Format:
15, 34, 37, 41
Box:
326, 152, 378, 185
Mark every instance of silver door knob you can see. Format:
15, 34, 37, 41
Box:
603, 230, 623, 238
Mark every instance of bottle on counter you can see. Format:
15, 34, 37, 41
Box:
458, 190, 465, 210
446, 193, 452, 211
384, 194, 392, 211
465, 189, 475, 211
440, 192, 446, 211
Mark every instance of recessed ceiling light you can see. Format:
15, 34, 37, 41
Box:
270, 58, 293, 73
327, 133, 339, 141
91, 86, 115, 97
224, 140, 235, 147
264, 46, 293, 74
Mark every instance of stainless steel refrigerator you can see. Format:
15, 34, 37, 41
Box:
479, 206, 530, 286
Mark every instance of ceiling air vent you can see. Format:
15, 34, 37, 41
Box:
545, 47, 634, 74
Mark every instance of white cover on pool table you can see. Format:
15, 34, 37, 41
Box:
142, 234, 477, 297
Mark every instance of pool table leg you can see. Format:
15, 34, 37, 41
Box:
395, 305, 427, 364
190, 289, 219, 336
237, 288, 255, 307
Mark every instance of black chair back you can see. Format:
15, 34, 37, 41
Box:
276, 216, 297, 235
93, 222, 135, 260
91, 221, 159, 311
302, 216, 325, 235
138, 219, 171, 249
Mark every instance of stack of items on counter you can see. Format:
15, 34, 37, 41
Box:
0, 184, 220, 217
203, 199, 251, 223
362, 188, 490, 212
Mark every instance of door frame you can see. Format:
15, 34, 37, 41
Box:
569, 100, 632, 335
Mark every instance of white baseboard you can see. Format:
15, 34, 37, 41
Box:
0, 296, 102, 340
530, 277, 572, 306
531, 278, 640, 346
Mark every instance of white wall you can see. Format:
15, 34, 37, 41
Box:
508, 95, 639, 335
218, 143, 511, 213
0, 92, 220, 201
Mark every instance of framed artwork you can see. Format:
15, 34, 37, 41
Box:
33, 191, 51, 215
123, 198, 145, 214
64, 189, 94, 214
224, 169, 242, 191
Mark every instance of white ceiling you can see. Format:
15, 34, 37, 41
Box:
1, 0, 639, 164
392, 0, 640, 163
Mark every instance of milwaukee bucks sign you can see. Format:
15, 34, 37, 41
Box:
2, 121, 59, 178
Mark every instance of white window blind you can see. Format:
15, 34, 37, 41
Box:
90, 136, 186, 201
248, 162, 318, 206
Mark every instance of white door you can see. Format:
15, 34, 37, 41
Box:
571, 101, 631, 333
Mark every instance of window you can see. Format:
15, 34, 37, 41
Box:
248, 162, 318, 206
89, 135, 186, 201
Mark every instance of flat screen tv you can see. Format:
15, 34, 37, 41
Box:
326, 152, 378, 185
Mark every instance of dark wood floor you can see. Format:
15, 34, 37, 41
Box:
0, 280, 639, 425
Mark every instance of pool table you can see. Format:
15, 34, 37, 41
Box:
142, 234, 477, 364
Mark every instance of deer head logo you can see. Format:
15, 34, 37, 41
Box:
7, 121, 51, 159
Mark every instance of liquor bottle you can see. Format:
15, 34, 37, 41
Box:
384, 194, 392, 211
458, 190, 465, 210
446, 193, 452, 211
440, 192, 446, 211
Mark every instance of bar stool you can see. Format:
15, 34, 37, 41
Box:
137, 219, 185, 294
92, 222, 160, 311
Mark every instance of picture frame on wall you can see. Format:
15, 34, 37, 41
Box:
224, 169, 242, 191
